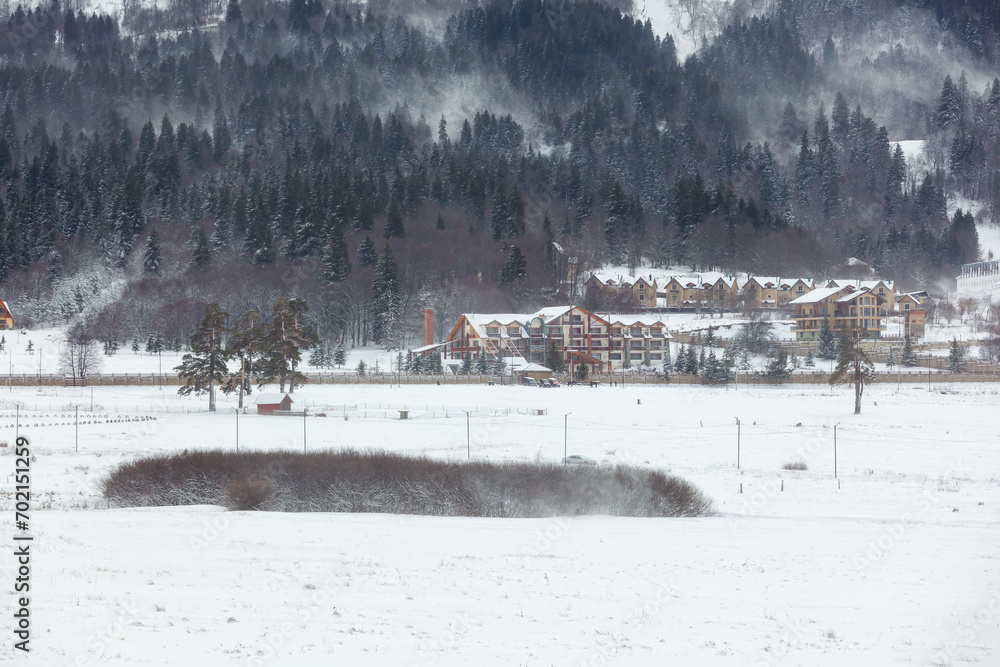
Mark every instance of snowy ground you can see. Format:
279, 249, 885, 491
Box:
1, 380, 998, 665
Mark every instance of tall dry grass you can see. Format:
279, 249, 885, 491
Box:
102, 449, 715, 517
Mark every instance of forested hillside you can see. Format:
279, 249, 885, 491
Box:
0, 0, 995, 348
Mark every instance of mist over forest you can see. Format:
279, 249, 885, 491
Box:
0, 0, 996, 348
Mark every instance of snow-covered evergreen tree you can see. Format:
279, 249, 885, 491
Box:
143, 230, 161, 275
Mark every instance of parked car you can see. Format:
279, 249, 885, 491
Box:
521, 377, 538, 386
544, 378, 560, 387
563, 455, 597, 466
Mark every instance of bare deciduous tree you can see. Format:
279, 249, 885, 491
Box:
60, 324, 103, 380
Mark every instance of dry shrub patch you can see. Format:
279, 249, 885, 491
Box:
102, 450, 715, 517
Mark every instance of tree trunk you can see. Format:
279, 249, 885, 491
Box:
854, 368, 862, 414
238, 360, 244, 409
209, 339, 216, 412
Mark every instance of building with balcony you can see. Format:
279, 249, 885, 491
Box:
789, 285, 887, 340
441, 306, 671, 374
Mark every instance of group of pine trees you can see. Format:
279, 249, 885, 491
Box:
175, 297, 319, 410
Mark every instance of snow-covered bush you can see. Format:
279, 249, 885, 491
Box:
102, 450, 716, 518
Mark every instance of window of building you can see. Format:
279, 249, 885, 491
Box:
487, 327, 499, 336
610, 353, 621, 360
630, 327, 642, 336
572, 327, 582, 334
572, 315, 582, 322
611, 327, 622, 335
630, 353, 642, 360
650, 353, 661, 360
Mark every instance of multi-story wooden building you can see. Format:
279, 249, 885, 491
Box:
739, 277, 816, 308
442, 306, 671, 374
585, 273, 658, 308
789, 285, 887, 340
897, 292, 927, 338
0, 299, 13, 329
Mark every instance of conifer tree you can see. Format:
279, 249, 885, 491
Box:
334, 343, 346, 367
499, 246, 527, 284
461, 351, 473, 374
475, 353, 490, 374
818, 318, 838, 359
545, 339, 565, 372
372, 244, 401, 348
260, 297, 318, 393
765, 348, 791, 380
192, 227, 211, 268
901, 336, 917, 366
225, 308, 266, 408
322, 224, 351, 283
225, 0, 242, 23
493, 355, 507, 376
830, 329, 876, 414
805, 349, 815, 367
143, 230, 161, 275
384, 197, 404, 238
947, 338, 966, 372
243, 194, 274, 265
359, 235, 377, 267
175, 303, 230, 412
704, 325, 716, 347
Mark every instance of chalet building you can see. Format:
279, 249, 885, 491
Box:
585, 273, 657, 308
0, 299, 14, 329
897, 292, 928, 338
585, 269, 895, 315
739, 277, 816, 308
789, 286, 887, 340
442, 306, 671, 374
826, 279, 896, 311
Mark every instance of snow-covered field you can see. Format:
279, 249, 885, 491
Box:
1, 379, 998, 665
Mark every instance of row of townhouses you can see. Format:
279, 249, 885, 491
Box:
789, 287, 928, 340
427, 306, 673, 375
586, 271, 902, 312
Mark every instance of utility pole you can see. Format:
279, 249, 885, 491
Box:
462, 410, 471, 458
735, 417, 741, 470
564, 412, 572, 463
834, 422, 841, 479
303, 405, 308, 454
75, 405, 78, 453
